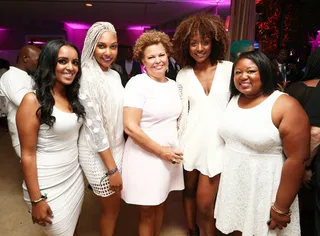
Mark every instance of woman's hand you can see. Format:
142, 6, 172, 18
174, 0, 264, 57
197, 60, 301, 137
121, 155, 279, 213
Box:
159, 146, 183, 164
268, 206, 291, 230
31, 201, 53, 226
109, 171, 123, 192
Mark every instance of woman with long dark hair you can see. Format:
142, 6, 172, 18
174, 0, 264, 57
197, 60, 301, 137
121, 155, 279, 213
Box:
16, 39, 85, 235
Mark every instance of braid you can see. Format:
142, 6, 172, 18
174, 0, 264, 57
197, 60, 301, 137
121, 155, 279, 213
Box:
82, 22, 116, 67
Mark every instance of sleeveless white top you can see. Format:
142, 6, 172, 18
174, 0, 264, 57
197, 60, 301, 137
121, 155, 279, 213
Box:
215, 90, 300, 236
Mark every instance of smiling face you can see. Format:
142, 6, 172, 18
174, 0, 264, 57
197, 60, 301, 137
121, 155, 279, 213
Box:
189, 32, 212, 64
233, 58, 263, 97
94, 31, 118, 71
141, 43, 168, 81
55, 45, 79, 86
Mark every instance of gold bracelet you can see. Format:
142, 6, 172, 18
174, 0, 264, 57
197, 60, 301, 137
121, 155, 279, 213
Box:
271, 203, 291, 217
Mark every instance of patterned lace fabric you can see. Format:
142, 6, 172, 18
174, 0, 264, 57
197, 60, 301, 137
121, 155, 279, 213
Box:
78, 65, 125, 197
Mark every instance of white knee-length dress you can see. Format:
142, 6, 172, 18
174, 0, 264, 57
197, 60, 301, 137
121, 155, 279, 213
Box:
78, 68, 125, 197
23, 107, 84, 236
177, 61, 233, 177
214, 91, 300, 236
121, 74, 184, 206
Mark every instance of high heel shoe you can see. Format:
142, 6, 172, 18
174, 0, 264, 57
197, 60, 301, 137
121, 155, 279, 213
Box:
188, 224, 200, 236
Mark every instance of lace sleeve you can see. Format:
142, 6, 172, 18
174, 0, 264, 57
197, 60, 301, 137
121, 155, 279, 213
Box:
79, 78, 109, 153
176, 71, 189, 139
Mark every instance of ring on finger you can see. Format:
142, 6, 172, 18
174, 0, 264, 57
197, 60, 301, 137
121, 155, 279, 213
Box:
172, 159, 177, 164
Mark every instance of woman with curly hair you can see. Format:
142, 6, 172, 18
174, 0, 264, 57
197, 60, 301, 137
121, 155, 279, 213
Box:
77, 22, 125, 236
121, 30, 184, 236
172, 13, 233, 236
16, 39, 85, 235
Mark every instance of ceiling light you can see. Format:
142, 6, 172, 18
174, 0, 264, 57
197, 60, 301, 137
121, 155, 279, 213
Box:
86, 3, 92, 7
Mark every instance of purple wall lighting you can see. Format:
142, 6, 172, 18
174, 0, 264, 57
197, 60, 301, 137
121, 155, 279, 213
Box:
64, 22, 90, 30
127, 26, 151, 31
311, 30, 320, 52
160, 0, 230, 6
28, 41, 47, 45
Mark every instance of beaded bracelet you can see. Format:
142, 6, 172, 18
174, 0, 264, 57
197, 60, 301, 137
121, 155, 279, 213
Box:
31, 193, 47, 205
100, 167, 118, 184
271, 204, 292, 217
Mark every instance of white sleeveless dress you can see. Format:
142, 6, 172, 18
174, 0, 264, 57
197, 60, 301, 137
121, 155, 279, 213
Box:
23, 107, 84, 236
214, 91, 300, 236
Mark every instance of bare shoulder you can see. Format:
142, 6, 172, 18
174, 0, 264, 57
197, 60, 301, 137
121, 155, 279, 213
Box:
273, 93, 301, 112
20, 92, 40, 108
272, 92, 308, 129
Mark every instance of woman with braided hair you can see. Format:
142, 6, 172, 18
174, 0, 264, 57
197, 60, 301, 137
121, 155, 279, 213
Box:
78, 22, 125, 236
172, 13, 233, 236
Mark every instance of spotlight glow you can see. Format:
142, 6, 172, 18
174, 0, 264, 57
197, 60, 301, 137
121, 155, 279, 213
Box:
127, 26, 151, 31
64, 22, 90, 30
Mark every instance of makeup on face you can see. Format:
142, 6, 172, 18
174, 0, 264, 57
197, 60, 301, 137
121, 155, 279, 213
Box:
189, 33, 212, 64
233, 58, 263, 97
142, 43, 168, 81
55, 45, 79, 86
94, 31, 118, 71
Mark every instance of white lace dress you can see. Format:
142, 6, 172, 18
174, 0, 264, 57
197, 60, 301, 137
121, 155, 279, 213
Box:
214, 91, 300, 236
78, 68, 125, 197
177, 61, 233, 177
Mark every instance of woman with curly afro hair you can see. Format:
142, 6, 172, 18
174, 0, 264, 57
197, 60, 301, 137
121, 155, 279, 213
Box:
172, 13, 233, 236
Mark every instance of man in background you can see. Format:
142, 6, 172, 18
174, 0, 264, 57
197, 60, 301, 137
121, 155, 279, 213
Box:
119, 46, 141, 87
0, 45, 40, 157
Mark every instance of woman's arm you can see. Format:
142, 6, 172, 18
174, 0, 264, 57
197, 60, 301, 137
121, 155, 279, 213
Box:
16, 92, 52, 225
269, 95, 310, 229
273, 95, 309, 210
123, 107, 183, 163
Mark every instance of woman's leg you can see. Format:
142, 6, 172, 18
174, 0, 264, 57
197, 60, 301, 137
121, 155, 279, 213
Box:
154, 202, 166, 236
183, 169, 200, 234
233, 231, 242, 236
98, 191, 121, 236
139, 205, 156, 236
196, 173, 220, 236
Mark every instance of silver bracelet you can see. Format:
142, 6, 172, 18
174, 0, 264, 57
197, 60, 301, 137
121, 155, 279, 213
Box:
100, 167, 118, 184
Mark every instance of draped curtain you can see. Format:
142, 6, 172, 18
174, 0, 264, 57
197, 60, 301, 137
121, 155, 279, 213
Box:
228, 0, 256, 45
